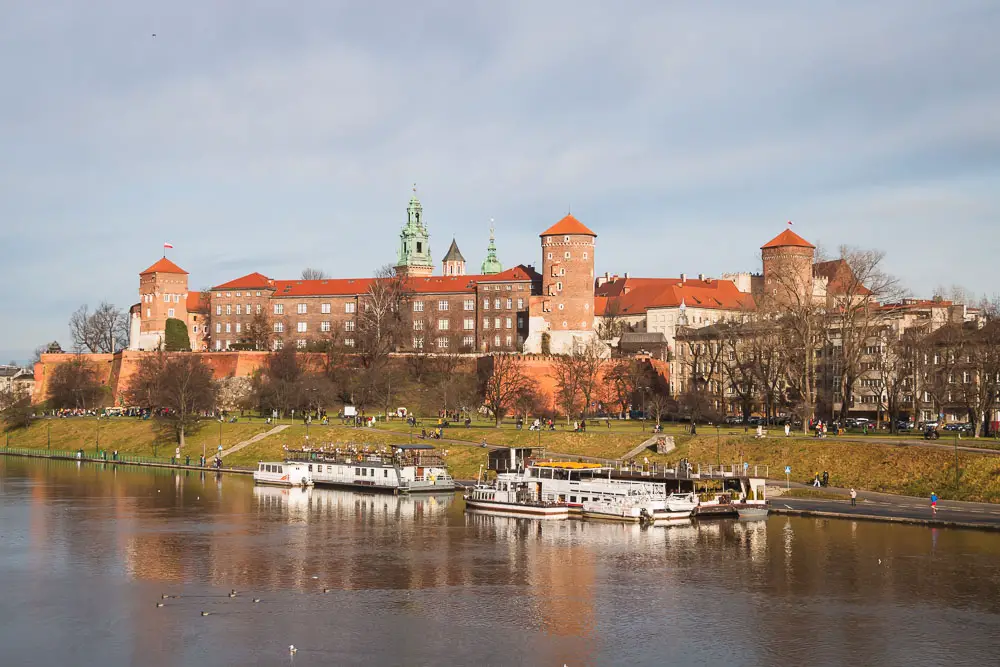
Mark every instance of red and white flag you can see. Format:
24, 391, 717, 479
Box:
787, 220, 793, 226
163, 242, 174, 249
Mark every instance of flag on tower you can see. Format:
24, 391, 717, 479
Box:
787, 220, 794, 226
163, 242, 174, 249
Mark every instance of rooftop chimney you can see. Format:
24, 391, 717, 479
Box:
680, 273, 686, 283
624, 272, 630, 279
698, 273, 705, 281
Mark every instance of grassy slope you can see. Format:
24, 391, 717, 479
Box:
6, 418, 1000, 501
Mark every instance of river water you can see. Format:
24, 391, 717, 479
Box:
1, 457, 999, 667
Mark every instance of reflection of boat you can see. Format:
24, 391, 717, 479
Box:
287, 444, 454, 493
252, 484, 313, 512
464, 474, 569, 518
736, 505, 769, 520
253, 461, 313, 487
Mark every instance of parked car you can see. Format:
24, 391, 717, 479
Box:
896, 421, 915, 431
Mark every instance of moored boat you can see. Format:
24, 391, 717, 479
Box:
253, 461, 314, 487
581, 495, 658, 523
464, 474, 569, 519
736, 505, 769, 520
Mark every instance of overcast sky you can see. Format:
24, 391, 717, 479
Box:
2, 1, 998, 361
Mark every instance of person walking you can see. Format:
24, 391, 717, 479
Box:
784, 423, 790, 437
850, 488, 857, 507
930, 491, 938, 514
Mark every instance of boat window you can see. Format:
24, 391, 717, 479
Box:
570, 496, 576, 502
384, 470, 388, 478
278, 466, 283, 473
361, 468, 366, 476
370, 469, 375, 477
355, 468, 360, 475
308, 465, 313, 472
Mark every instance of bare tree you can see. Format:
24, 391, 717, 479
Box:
551, 353, 583, 419
301, 268, 328, 280
47, 356, 105, 409
357, 265, 410, 369
241, 309, 273, 351
871, 324, 910, 432
69, 302, 129, 353
605, 358, 652, 418
718, 319, 758, 422
480, 354, 531, 426
821, 247, 906, 421
597, 297, 629, 342
127, 353, 218, 446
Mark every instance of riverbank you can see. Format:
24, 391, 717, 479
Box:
0, 445, 253, 475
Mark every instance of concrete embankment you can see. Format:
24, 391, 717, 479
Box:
0, 447, 252, 475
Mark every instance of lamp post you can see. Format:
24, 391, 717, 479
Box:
954, 432, 960, 487
641, 386, 649, 432
716, 424, 721, 466
47, 420, 51, 451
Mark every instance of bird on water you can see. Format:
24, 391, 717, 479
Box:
201, 611, 211, 616
289, 645, 298, 654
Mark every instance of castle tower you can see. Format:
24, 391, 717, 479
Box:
133, 256, 190, 350
760, 228, 815, 307
442, 238, 466, 276
480, 220, 503, 275
523, 214, 599, 355
395, 186, 433, 277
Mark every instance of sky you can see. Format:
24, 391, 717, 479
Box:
1, 1, 999, 362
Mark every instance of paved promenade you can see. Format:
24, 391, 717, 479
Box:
771, 482, 1000, 530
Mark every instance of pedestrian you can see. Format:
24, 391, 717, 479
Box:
930, 491, 938, 514
850, 488, 857, 507
813, 472, 821, 488
784, 423, 790, 437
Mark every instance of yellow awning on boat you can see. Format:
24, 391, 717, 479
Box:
532, 461, 603, 469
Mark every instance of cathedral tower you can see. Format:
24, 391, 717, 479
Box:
442, 239, 466, 276
480, 220, 503, 275
395, 186, 433, 278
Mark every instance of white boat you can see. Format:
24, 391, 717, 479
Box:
253, 461, 314, 487
288, 444, 454, 493
736, 505, 769, 520
666, 492, 699, 514
581, 494, 659, 523
519, 461, 692, 521
464, 474, 569, 519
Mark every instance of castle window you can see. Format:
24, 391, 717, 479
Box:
274, 339, 283, 350
506, 285, 512, 291
517, 298, 524, 309
345, 338, 355, 347
346, 302, 356, 314
463, 335, 475, 348
564, 236, 570, 242
168, 308, 175, 318
494, 317, 501, 329
438, 319, 449, 331
505, 335, 512, 347
345, 320, 355, 331
226, 305, 231, 315
235, 323, 241, 333
321, 303, 331, 314
297, 303, 307, 315
547, 253, 553, 260
163, 294, 170, 303
297, 340, 306, 348
517, 316, 524, 328
321, 321, 331, 332
413, 337, 424, 349
216, 323, 221, 333
216, 305, 222, 316
246, 303, 251, 314
413, 301, 424, 312
562, 321, 568, 328
583, 253, 588, 259
483, 319, 490, 330
256, 292, 261, 297
414, 320, 424, 330
225, 323, 231, 333
216, 340, 222, 351
236, 292, 241, 297
147, 309, 151, 318
464, 299, 474, 311
494, 335, 500, 346
193, 325, 198, 333
494, 298, 501, 309
505, 317, 512, 329
274, 322, 284, 333
438, 300, 448, 311
417, 242, 422, 253
226, 293, 231, 297
558, 304, 564, 310
274, 304, 284, 315
564, 252, 571, 259
437, 337, 449, 349
483, 299, 489, 310
506, 298, 512, 309
556, 282, 563, 291
216, 293, 221, 298
464, 318, 474, 330
256, 304, 261, 314
297, 322, 307, 333
236, 305, 242, 315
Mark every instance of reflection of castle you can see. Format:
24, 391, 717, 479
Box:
128, 191, 601, 355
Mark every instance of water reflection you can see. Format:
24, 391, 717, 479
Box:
3, 457, 1000, 667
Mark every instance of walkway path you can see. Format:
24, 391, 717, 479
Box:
770, 481, 1000, 530
220, 424, 289, 459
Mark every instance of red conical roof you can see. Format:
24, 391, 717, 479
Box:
540, 214, 597, 237
761, 229, 814, 250
140, 257, 188, 275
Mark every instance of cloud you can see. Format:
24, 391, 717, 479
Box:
0, 0, 998, 349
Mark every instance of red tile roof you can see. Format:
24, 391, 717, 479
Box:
212, 272, 275, 290
272, 278, 374, 297
761, 229, 815, 250
540, 214, 597, 237
140, 257, 188, 275
476, 265, 542, 282
595, 277, 754, 315
186, 292, 208, 313
812, 259, 871, 296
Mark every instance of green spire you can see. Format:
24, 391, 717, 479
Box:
480, 219, 503, 275
396, 184, 433, 275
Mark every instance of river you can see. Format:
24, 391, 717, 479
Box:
1, 457, 998, 666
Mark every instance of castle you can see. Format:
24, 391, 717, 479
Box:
128, 191, 603, 356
